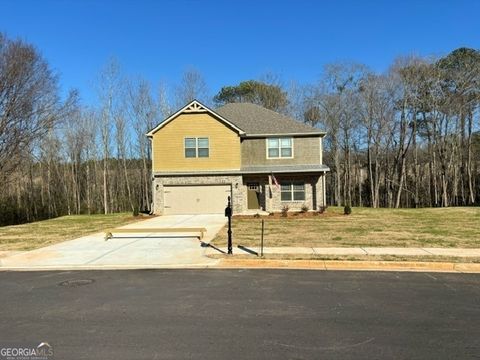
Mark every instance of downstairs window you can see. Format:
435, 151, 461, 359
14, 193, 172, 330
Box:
280, 182, 305, 201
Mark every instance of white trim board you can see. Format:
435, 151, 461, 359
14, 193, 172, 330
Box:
146, 100, 245, 137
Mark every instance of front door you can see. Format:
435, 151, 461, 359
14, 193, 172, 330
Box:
247, 183, 260, 209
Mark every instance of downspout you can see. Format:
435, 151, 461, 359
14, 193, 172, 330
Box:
150, 177, 155, 215
148, 136, 154, 215
267, 174, 273, 212
320, 136, 326, 208
323, 173, 326, 207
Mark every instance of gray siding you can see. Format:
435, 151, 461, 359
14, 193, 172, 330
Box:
241, 136, 321, 167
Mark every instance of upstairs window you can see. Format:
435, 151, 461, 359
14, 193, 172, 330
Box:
197, 138, 209, 157
267, 137, 293, 158
185, 137, 209, 158
281, 182, 305, 201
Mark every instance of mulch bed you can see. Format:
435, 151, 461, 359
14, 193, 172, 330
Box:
233, 211, 342, 219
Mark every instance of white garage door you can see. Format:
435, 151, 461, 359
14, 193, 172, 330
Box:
164, 185, 231, 215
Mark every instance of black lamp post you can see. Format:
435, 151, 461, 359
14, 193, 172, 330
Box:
225, 196, 233, 254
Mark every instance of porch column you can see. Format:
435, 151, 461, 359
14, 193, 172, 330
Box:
323, 173, 326, 207
266, 174, 273, 212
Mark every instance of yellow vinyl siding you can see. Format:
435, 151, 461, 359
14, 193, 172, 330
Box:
152, 113, 241, 171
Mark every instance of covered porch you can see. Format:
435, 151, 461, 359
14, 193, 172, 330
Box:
240, 165, 329, 213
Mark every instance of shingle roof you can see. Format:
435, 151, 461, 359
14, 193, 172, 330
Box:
241, 164, 330, 173
215, 102, 325, 136
152, 164, 330, 176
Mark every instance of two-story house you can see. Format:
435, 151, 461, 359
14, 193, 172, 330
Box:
147, 100, 329, 215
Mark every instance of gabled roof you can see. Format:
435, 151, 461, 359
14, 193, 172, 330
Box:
146, 100, 246, 137
215, 102, 325, 137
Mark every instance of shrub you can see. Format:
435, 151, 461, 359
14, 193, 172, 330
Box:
253, 213, 261, 218
318, 206, 327, 214
344, 205, 352, 215
300, 204, 309, 213
281, 205, 289, 217
133, 206, 139, 217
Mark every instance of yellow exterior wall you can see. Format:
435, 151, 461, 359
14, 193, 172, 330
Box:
151, 113, 241, 172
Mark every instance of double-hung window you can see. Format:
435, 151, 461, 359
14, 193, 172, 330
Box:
185, 137, 209, 158
267, 137, 293, 158
280, 182, 305, 201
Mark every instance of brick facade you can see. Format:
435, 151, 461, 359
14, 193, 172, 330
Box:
153, 173, 325, 215
244, 174, 325, 212
153, 175, 245, 215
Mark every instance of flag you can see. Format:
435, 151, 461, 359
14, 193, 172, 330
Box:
271, 172, 280, 190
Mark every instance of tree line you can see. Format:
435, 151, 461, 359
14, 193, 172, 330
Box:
0, 32, 478, 225
306, 51, 480, 209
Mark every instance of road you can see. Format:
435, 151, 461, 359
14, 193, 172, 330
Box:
0, 270, 479, 359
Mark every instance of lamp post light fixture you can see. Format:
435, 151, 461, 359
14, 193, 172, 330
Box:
225, 196, 233, 254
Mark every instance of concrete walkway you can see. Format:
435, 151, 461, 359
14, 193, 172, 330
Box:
0, 214, 225, 270
206, 246, 480, 257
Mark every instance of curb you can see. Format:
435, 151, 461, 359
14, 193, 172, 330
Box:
215, 259, 480, 273
1, 260, 479, 273
0, 262, 220, 272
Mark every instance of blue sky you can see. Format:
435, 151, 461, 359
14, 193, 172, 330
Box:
1, 0, 479, 105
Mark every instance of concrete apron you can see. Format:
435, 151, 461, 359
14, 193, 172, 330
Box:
0, 214, 226, 270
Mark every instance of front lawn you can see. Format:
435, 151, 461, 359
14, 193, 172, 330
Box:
212, 207, 480, 248
0, 213, 143, 251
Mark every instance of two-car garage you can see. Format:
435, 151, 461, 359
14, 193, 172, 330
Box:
163, 185, 232, 215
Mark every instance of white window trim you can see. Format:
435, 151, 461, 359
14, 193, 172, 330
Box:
280, 182, 305, 202
184, 137, 197, 158
184, 137, 209, 158
266, 137, 294, 159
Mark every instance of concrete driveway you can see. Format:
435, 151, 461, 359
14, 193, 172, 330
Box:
0, 214, 226, 270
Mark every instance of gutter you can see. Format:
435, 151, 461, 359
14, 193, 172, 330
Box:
152, 167, 330, 177
241, 132, 326, 138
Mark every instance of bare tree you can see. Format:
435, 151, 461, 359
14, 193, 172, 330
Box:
158, 81, 173, 119
127, 77, 159, 211
96, 58, 121, 214
358, 73, 396, 207
309, 62, 367, 206
175, 68, 208, 106
0, 33, 76, 184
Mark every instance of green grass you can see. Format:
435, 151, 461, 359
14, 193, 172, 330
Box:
212, 207, 480, 248
207, 253, 480, 264
0, 213, 143, 251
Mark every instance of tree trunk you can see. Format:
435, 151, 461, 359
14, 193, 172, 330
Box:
103, 157, 108, 214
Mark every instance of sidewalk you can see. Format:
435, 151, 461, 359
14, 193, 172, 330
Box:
205, 246, 480, 257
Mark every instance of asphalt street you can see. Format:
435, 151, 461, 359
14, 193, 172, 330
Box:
0, 270, 479, 359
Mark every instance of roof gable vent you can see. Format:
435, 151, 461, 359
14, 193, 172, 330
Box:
183, 100, 208, 113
